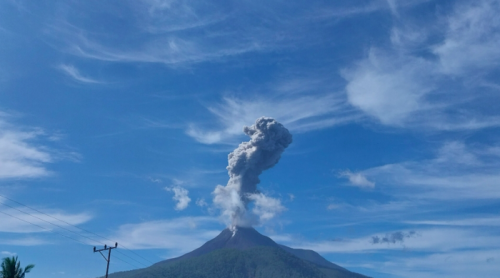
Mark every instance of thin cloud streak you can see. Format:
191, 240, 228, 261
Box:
405, 216, 500, 227
377, 249, 500, 278
360, 141, 500, 200
312, 0, 430, 19
0, 112, 79, 180
187, 90, 359, 144
0, 116, 53, 179
432, 0, 500, 76
291, 227, 500, 254
342, 0, 500, 130
42, 0, 300, 67
57, 64, 102, 84
108, 217, 220, 254
136, 0, 228, 33
0, 205, 92, 234
0, 237, 48, 247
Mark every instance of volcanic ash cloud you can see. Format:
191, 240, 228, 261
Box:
213, 117, 292, 227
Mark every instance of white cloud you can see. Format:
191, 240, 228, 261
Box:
44, 0, 296, 66
138, 0, 226, 33
67, 34, 261, 66
405, 216, 500, 227
247, 193, 286, 223
293, 227, 500, 254
379, 249, 500, 278
339, 170, 375, 188
195, 198, 208, 207
0, 206, 92, 234
314, 0, 429, 19
109, 217, 220, 254
166, 186, 191, 211
360, 141, 500, 200
342, 49, 434, 126
342, 0, 500, 130
434, 141, 479, 165
385, 0, 398, 16
187, 91, 358, 144
0, 237, 48, 246
0, 116, 53, 179
148, 177, 162, 183
433, 0, 500, 76
327, 203, 340, 210
1, 251, 16, 256
57, 64, 101, 84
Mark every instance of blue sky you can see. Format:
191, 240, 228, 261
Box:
1, 0, 500, 277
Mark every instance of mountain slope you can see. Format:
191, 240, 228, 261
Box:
279, 244, 347, 271
170, 226, 278, 261
106, 227, 369, 278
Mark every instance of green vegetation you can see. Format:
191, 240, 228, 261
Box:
0, 256, 34, 278
108, 247, 366, 278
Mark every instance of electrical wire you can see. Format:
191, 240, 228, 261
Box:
0, 208, 142, 269
0, 209, 142, 269
0, 193, 155, 265
0, 198, 156, 269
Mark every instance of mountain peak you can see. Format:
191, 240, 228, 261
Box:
157, 226, 277, 263
112, 227, 370, 278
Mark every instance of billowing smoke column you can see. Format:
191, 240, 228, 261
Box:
213, 117, 292, 227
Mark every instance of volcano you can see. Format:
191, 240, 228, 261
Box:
106, 227, 369, 278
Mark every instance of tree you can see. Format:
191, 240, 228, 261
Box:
0, 256, 34, 278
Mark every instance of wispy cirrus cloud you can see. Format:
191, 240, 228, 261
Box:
43, 0, 307, 66
312, 0, 430, 19
0, 111, 81, 180
348, 141, 500, 201
381, 249, 500, 278
290, 227, 500, 254
342, 0, 500, 130
57, 64, 102, 84
433, 0, 500, 76
283, 226, 500, 277
108, 217, 220, 255
186, 78, 360, 144
0, 116, 53, 179
405, 216, 500, 227
0, 199, 92, 234
187, 0, 500, 145
135, 0, 228, 33
0, 237, 48, 247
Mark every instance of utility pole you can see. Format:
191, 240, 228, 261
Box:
94, 242, 118, 278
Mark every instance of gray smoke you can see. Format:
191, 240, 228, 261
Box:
213, 117, 292, 227
371, 231, 417, 244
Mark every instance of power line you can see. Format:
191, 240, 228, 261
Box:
0, 193, 154, 266
0, 210, 87, 245
1, 202, 102, 244
0, 209, 142, 269
0, 201, 148, 268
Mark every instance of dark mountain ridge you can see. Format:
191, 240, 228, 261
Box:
106, 227, 369, 278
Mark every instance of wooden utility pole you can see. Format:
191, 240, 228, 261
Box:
94, 242, 118, 278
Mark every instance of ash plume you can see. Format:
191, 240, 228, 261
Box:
213, 117, 292, 227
